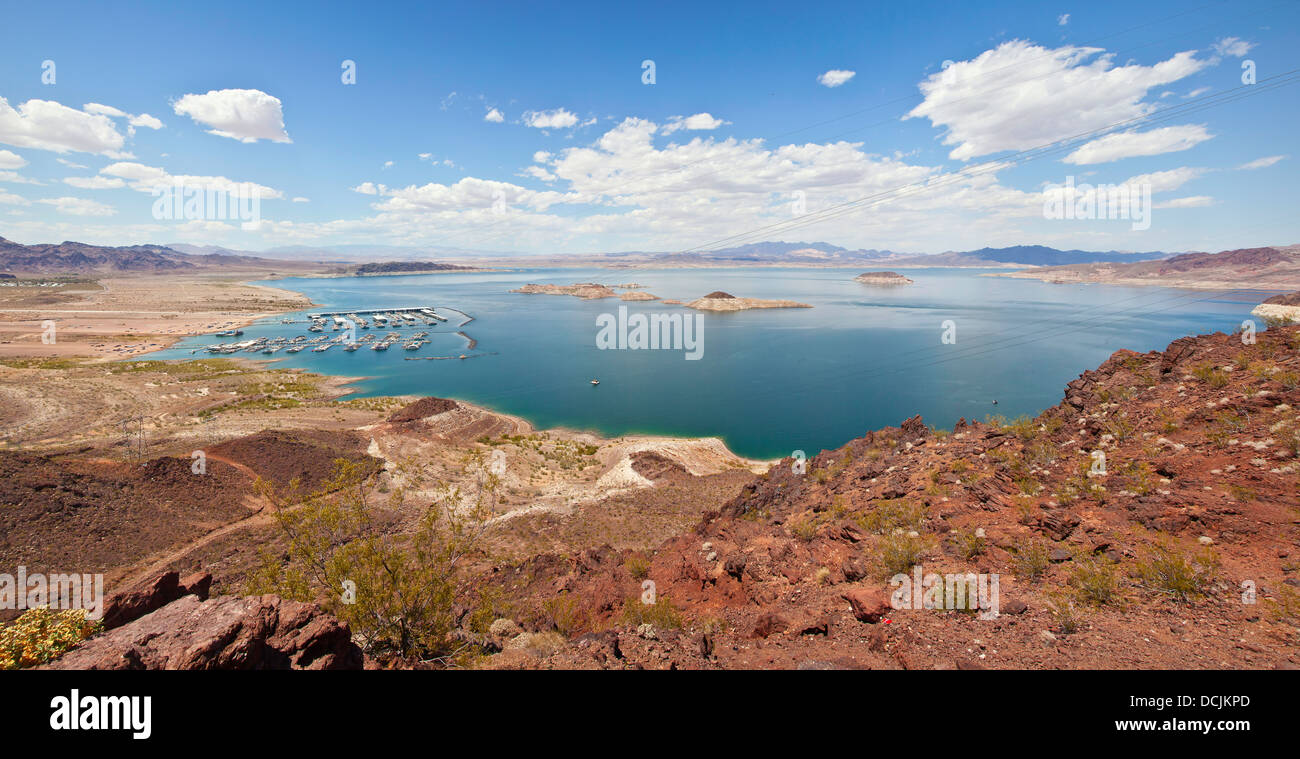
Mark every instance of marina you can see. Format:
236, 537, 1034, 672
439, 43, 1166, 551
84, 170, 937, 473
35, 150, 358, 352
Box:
191, 305, 468, 357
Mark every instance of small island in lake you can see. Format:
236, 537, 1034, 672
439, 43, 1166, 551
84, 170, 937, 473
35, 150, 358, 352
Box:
511, 282, 659, 300
854, 271, 914, 285
685, 291, 812, 312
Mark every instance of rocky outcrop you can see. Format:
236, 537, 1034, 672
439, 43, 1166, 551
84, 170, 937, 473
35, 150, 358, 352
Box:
102, 571, 213, 630
47, 593, 363, 670
388, 396, 459, 422
686, 293, 812, 311
854, 271, 914, 285
511, 282, 617, 299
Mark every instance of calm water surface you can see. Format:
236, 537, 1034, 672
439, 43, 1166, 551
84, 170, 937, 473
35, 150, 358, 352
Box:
151, 268, 1277, 459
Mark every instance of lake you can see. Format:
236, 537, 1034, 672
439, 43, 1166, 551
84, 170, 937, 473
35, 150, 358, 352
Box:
150, 267, 1278, 459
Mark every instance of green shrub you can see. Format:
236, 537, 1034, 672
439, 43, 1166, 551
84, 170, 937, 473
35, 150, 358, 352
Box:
1133, 543, 1219, 603
620, 596, 684, 630
1191, 364, 1229, 388
247, 458, 498, 665
624, 554, 651, 580
0, 607, 101, 669
1070, 557, 1120, 605
1011, 538, 1052, 582
876, 532, 933, 577
952, 528, 986, 560
856, 498, 926, 534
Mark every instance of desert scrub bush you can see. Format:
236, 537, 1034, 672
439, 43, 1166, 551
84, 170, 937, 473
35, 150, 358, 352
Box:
542, 595, 584, 636
1121, 460, 1156, 496
0, 357, 84, 370
1014, 497, 1038, 525
1004, 415, 1040, 442
1055, 459, 1107, 505
1100, 411, 1135, 441
1014, 474, 1040, 496
875, 532, 933, 577
1267, 584, 1300, 624
1047, 591, 1086, 634
1154, 409, 1180, 433
1132, 542, 1219, 603
0, 607, 101, 669
815, 566, 832, 585
1010, 538, 1052, 581
246, 457, 499, 666
1069, 557, 1120, 605
1205, 410, 1248, 448
1025, 440, 1058, 468
925, 479, 948, 498
1227, 484, 1256, 503
620, 596, 684, 630
1191, 363, 1229, 388
855, 498, 927, 534
624, 554, 651, 580
698, 615, 727, 635
951, 528, 986, 560
1276, 371, 1300, 391
788, 511, 822, 541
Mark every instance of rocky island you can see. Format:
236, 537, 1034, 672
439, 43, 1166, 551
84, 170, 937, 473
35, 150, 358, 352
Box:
511, 282, 660, 301
854, 271, 914, 285
685, 291, 812, 312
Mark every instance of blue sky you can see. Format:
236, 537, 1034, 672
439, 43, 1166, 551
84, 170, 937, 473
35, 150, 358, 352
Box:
0, 0, 1296, 254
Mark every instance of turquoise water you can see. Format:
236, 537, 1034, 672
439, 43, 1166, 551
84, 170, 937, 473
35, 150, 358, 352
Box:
151, 268, 1279, 459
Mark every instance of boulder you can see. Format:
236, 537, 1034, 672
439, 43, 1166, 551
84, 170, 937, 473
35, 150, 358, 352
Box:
101, 571, 213, 630
46, 594, 362, 670
842, 587, 891, 623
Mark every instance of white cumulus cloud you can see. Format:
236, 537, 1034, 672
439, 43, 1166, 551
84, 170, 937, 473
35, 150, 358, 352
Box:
64, 175, 126, 189
173, 89, 291, 143
817, 69, 856, 87
661, 113, 729, 135
1063, 124, 1213, 164
37, 196, 116, 216
522, 108, 579, 129
129, 113, 164, 130
0, 97, 129, 156
1212, 37, 1254, 58
1154, 195, 1213, 209
0, 149, 26, 169
98, 161, 284, 198
906, 40, 1208, 160
484, 107, 505, 123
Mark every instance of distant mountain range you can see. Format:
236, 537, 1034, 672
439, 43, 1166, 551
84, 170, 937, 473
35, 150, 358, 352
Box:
6, 236, 1294, 284
0, 237, 325, 275
1002, 245, 1300, 290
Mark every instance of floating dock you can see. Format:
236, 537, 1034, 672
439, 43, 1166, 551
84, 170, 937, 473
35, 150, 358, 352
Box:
307, 306, 447, 321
